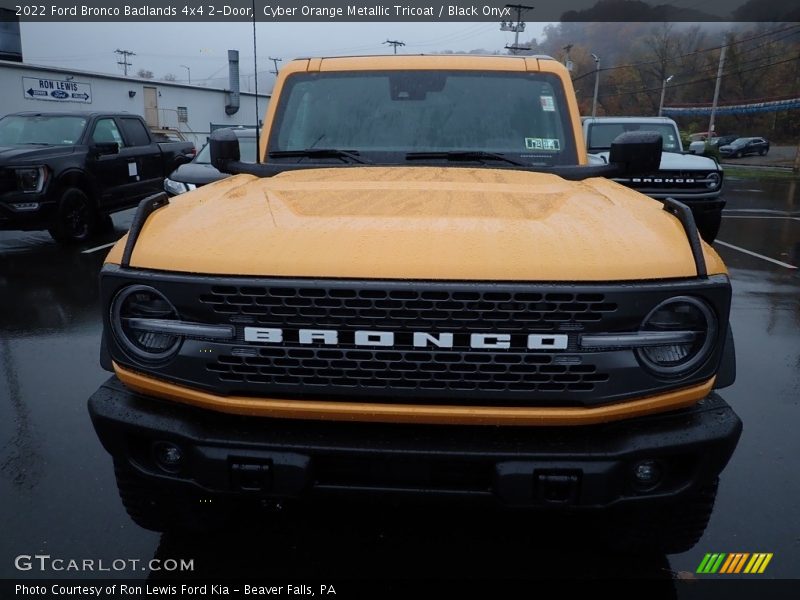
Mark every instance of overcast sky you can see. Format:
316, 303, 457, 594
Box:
19, 21, 549, 91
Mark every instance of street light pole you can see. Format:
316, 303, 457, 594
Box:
180, 65, 190, 84
591, 54, 600, 117
658, 75, 674, 116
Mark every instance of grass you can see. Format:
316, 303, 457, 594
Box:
723, 165, 800, 181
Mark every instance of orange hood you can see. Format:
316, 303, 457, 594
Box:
106, 166, 725, 281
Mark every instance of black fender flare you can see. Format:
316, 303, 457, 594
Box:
714, 323, 736, 389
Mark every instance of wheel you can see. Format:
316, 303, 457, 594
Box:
113, 459, 228, 533
48, 187, 96, 244
759, 149, 767, 156
735, 151, 742, 158
606, 479, 719, 554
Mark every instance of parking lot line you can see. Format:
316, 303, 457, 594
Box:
714, 240, 798, 270
722, 215, 800, 222
723, 208, 798, 216
81, 241, 118, 254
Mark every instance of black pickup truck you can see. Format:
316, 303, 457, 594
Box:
0, 112, 194, 243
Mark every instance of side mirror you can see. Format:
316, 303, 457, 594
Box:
210, 129, 240, 174
92, 142, 119, 157
173, 154, 192, 167
608, 131, 662, 175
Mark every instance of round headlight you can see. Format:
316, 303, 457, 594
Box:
111, 285, 181, 362
637, 296, 717, 377
706, 172, 721, 189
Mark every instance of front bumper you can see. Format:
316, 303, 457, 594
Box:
89, 376, 742, 509
0, 191, 57, 231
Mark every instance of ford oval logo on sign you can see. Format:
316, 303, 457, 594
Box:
23, 77, 92, 104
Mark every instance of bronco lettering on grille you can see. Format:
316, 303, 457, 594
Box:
243, 328, 569, 350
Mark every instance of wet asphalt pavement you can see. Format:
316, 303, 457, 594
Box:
0, 177, 798, 588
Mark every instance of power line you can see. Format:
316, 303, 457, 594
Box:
114, 48, 135, 76
501, 4, 534, 55
583, 46, 799, 97
620, 52, 799, 98
268, 57, 282, 76
383, 40, 406, 54
570, 23, 800, 82
405, 23, 498, 48
598, 54, 800, 101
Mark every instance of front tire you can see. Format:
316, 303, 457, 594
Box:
48, 187, 96, 244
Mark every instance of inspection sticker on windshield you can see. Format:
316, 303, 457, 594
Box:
540, 96, 556, 112
525, 138, 560, 151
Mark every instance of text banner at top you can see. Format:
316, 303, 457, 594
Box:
2, 0, 800, 22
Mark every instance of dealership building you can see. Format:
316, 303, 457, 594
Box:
0, 11, 269, 149
0, 57, 270, 149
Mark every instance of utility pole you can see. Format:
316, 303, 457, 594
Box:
115, 49, 135, 76
658, 75, 674, 116
383, 40, 405, 54
591, 54, 601, 117
268, 57, 282, 76
562, 44, 574, 72
180, 65, 190, 84
708, 43, 727, 137
501, 4, 534, 55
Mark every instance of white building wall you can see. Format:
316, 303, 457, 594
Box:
0, 60, 269, 149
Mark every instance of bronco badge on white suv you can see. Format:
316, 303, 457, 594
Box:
584, 116, 724, 242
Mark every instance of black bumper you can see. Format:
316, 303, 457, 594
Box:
0, 191, 57, 231
89, 376, 742, 509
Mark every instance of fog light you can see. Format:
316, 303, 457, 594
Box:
632, 460, 662, 488
152, 441, 184, 473
11, 202, 40, 211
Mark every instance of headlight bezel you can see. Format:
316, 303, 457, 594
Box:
705, 171, 722, 190
636, 295, 718, 378
110, 284, 183, 363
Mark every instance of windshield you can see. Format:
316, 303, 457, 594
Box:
195, 135, 257, 164
588, 122, 681, 153
0, 115, 88, 146
269, 70, 577, 166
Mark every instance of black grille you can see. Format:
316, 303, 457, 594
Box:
196, 285, 616, 404
615, 170, 717, 194
101, 267, 733, 408
206, 348, 610, 396
199, 286, 617, 330
0, 169, 16, 194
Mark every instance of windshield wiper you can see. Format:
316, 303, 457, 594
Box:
268, 149, 371, 164
404, 151, 527, 167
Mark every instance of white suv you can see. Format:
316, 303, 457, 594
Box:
583, 116, 725, 242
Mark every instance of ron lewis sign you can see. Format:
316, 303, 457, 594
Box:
22, 76, 92, 104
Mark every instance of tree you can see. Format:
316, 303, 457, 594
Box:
136, 69, 154, 79
162, 73, 177, 82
